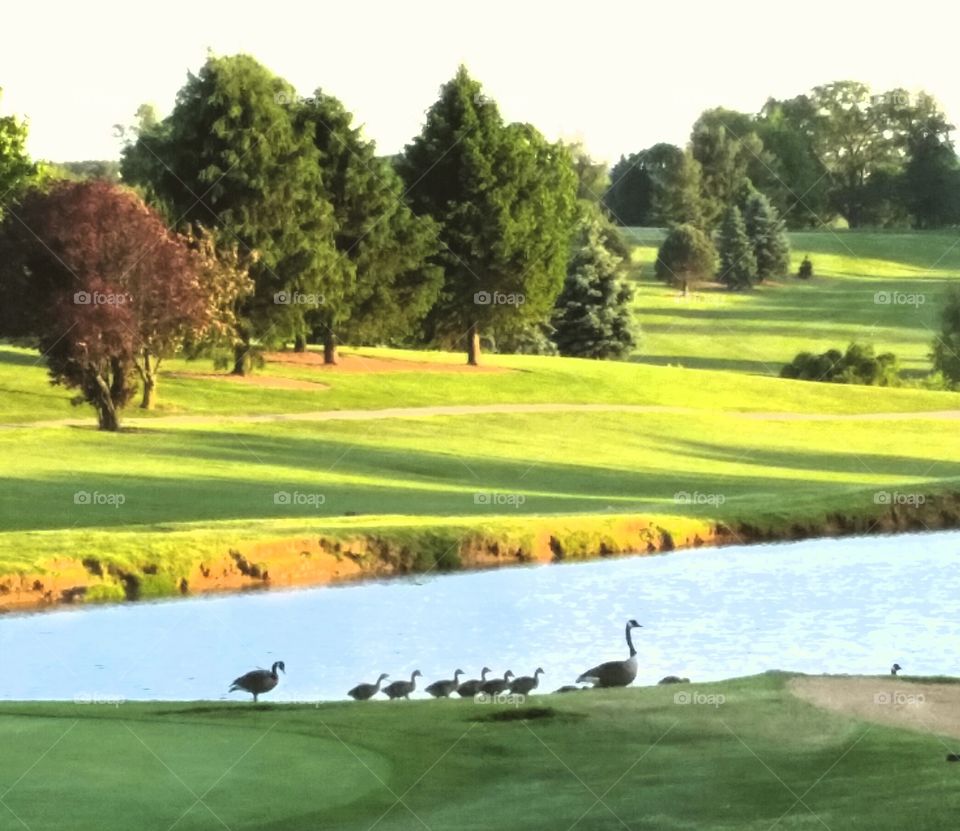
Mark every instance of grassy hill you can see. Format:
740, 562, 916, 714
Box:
626, 228, 959, 376
1, 674, 957, 830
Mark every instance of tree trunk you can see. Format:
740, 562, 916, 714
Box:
92, 371, 120, 431
323, 330, 338, 365
294, 334, 307, 353
467, 323, 481, 366
232, 342, 249, 376
139, 351, 157, 409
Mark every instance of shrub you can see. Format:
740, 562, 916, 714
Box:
931, 286, 960, 385
781, 342, 900, 386
797, 256, 814, 279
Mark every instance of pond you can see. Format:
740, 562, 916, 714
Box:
2, 530, 958, 701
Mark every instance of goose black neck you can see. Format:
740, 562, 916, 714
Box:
625, 623, 637, 657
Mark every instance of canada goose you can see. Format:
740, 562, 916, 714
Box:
891, 663, 902, 676
425, 669, 465, 698
554, 685, 587, 694
480, 670, 515, 696
576, 619, 642, 688
658, 676, 690, 685
382, 670, 422, 700
510, 668, 544, 696
348, 673, 389, 701
457, 667, 492, 698
229, 661, 285, 703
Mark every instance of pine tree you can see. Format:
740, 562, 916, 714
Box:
716, 205, 756, 289
298, 90, 442, 362
398, 66, 577, 365
654, 224, 717, 295
552, 210, 636, 359
743, 192, 790, 281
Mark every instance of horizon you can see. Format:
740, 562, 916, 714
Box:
4, 0, 960, 164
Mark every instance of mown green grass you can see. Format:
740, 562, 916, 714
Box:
1, 674, 957, 830
625, 228, 960, 376
2, 406, 958, 570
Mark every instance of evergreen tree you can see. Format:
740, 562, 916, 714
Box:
0, 88, 36, 220
552, 211, 636, 359
121, 54, 341, 374
398, 66, 577, 364
716, 205, 756, 289
298, 90, 442, 362
654, 224, 717, 295
743, 192, 790, 281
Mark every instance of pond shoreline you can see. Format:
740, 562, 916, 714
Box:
2, 491, 959, 614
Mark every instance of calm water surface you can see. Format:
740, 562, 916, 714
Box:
1, 530, 958, 701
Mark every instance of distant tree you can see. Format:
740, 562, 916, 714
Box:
0, 89, 36, 220
690, 109, 765, 227
297, 90, 442, 362
54, 160, 122, 182
603, 144, 703, 227
398, 66, 577, 365
0, 182, 228, 428
782, 343, 899, 386
654, 224, 717, 294
743, 192, 790, 281
797, 256, 814, 279
552, 211, 636, 359
716, 205, 756, 289
932, 287, 960, 385
121, 54, 341, 375
564, 140, 610, 203
901, 129, 960, 228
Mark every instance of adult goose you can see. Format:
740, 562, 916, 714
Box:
891, 663, 902, 676
229, 661, 285, 703
425, 669, 465, 699
510, 668, 544, 696
576, 619, 642, 688
383, 670, 422, 700
480, 670, 514, 696
348, 673, 389, 701
457, 667, 492, 698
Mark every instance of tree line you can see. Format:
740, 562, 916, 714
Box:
604, 81, 960, 231
0, 64, 637, 429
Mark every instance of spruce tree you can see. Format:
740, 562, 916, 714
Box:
743, 192, 790, 281
716, 205, 756, 289
552, 211, 636, 359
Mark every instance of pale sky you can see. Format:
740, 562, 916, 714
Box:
4, 0, 960, 164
